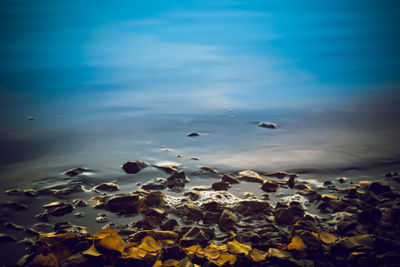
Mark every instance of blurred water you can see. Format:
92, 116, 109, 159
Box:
1, 0, 400, 187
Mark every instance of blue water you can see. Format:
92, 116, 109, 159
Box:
1, 0, 400, 187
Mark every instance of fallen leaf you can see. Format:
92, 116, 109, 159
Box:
287, 235, 307, 251
319, 231, 339, 245
82, 244, 102, 257
94, 229, 125, 252
211, 252, 237, 266
202, 243, 221, 260
249, 248, 267, 262
226, 239, 252, 255
153, 260, 163, 267
164, 259, 180, 266
138, 236, 162, 253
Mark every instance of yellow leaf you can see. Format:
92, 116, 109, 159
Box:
93, 229, 125, 252
28, 253, 58, 267
124, 246, 147, 259
137, 197, 147, 212
82, 244, 102, 257
203, 244, 221, 260
183, 244, 201, 257
39, 232, 76, 246
93, 229, 120, 239
226, 239, 252, 255
164, 259, 180, 266
138, 236, 162, 253
287, 235, 307, 251
211, 252, 237, 266
153, 260, 163, 267
249, 248, 267, 262
319, 231, 339, 245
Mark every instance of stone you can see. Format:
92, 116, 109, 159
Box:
274, 202, 304, 225
122, 160, 149, 174
238, 170, 264, 183
202, 211, 221, 224
358, 208, 382, 224
136, 216, 164, 230
180, 227, 212, 247
0, 233, 16, 242
261, 180, 279, 192
43, 201, 73, 216
23, 189, 38, 197
95, 182, 119, 191
166, 171, 190, 191
64, 167, 89, 177
160, 219, 180, 231
219, 209, 237, 231
337, 177, 347, 184
265, 171, 288, 179
141, 178, 167, 191
368, 181, 391, 194
107, 194, 140, 214
190, 185, 212, 191
323, 181, 333, 186
184, 190, 200, 201
200, 166, 219, 174
73, 199, 88, 207
74, 212, 84, 218
144, 191, 166, 206
52, 182, 84, 196
3, 222, 24, 230
287, 176, 295, 188
96, 213, 109, 223
212, 181, 230, 191
5, 189, 20, 195
187, 132, 200, 137
6, 201, 27, 211
221, 174, 240, 184
174, 200, 203, 220
145, 208, 166, 219
155, 164, 179, 174
258, 122, 277, 129
235, 200, 271, 214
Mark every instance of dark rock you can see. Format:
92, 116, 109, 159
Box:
52, 182, 84, 196
368, 181, 391, 194
0, 233, 16, 242
221, 174, 240, 184
236, 200, 271, 214
136, 216, 163, 230
160, 219, 180, 231
43, 202, 73, 216
74, 212, 84, 218
61, 252, 95, 267
73, 199, 88, 207
107, 194, 140, 214
201, 201, 223, 213
163, 243, 184, 260
358, 208, 382, 224
53, 222, 89, 236
145, 208, 166, 219
95, 182, 119, 191
166, 171, 190, 191
218, 209, 237, 232
202, 211, 221, 224
200, 166, 219, 174
258, 122, 277, 129
25, 228, 40, 236
385, 172, 398, 178
180, 227, 212, 247
187, 132, 200, 137
5, 189, 20, 195
141, 178, 167, 191
265, 171, 287, 179
212, 181, 230, 191
184, 190, 200, 201
3, 222, 24, 230
155, 164, 178, 174
175, 200, 203, 220
32, 223, 53, 232
337, 177, 347, 184
96, 213, 109, 223
122, 160, 149, 174
144, 191, 165, 207
6, 201, 27, 211
297, 189, 322, 203
323, 181, 333, 186
287, 176, 295, 188
35, 212, 50, 222
64, 167, 89, 177
274, 202, 304, 225
261, 180, 279, 192
23, 189, 38, 197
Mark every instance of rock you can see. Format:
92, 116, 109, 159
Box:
202, 211, 221, 224
64, 167, 89, 177
337, 177, 347, 184
265, 171, 287, 179
163, 243, 183, 260
52, 182, 84, 196
238, 170, 264, 183
25, 228, 40, 236
323, 181, 333, 186
23, 189, 38, 197
96, 213, 109, 223
190, 185, 212, 191
73, 199, 88, 207
258, 122, 277, 129
261, 180, 279, 192
136, 216, 164, 230
274, 202, 304, 225
6, 201, 28, 211
16, 238, 35, 247
287, 176, 296, 188
145, 208, 166, 220
95, 182, 119, 191
60, 253, 93, 267
160, 219, 180, 231
155, 163, 179, 174
295, 184, 312, 190
144, 191, 166, 206
235, 200, 271, 214
200, 166, 219, 174
32, 223, 53, 232
358, 208, 382, 224
219, 209, 237, 231
141, 178, 167, 191
266, 248, 303, 266
122, 160, 149, 174
5, 189, 20, 195
43, 201, 73, 216
174, 200, 203, 220
221, 174, 240, 184
212, 181, 230, 191
187, 132, 200, 137
107, 194, 140, 214
53, 222, 89, 236
74, 212, 84, 218
180, 227, 212, 247
166, 171, 190, 191
368, 181, 391, 194
129, 230, 179, 242
201, 201, 223, 213
3, 222, 24, 230
0, 233, 16, 242
184, 190, 200, 201
385, 172, 398, 178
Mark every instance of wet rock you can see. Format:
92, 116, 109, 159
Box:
328, 212, 358, 235
129, 230, 179, 242
102, 223, 135, 236
187, 132, 200, 137
141, 177, 167, 191
265, 171, 288, 179
287, 176, 295, 188
60, 253, 93, 267
144, 191, 166, 207
184, 190, 200, 201
346, 187, 359, 198
358, 208, 382, 225
53, 222, 89, 236
202, 211, 221, 224
212, 181, 230, 191
73, 199, 88, 207
0, 233, 16, 242
25, 228, 40, 236
261, 180, 279, 192
17, 238, 35, 247
136, 216, 164, 230
3, 222, 24, 230
43, 201, 73, 216
23, 189, 38, 197
221, 174, 240, 184
238, 170, 264, 183
337, 177, 347, 184
122, 160, 149, 174
332, 234, 375, 256
52, 182, 84, 196
368, 181, 391, 194
96, 213, 109, 223
107, 194, 140, 214
6, 201, 28, 211
180, 227, 212, 246
5, 189, 20, 195
155, 163, 179, 174
258, 122, 277, 129
323, 181, 333, 186
145, 208, 166, 219
274, 202, 305, 225
166, 171, 190, 191
35, 212, 50, 222
74, 212, 84, 218
174, 200, 203, 220
163, 243, 184, 260
266, 248, 300, 266
218, 209, 237, 231
295, 184, 312, 190
236, 199, 271, 214
200, 166, 219, 174
190, 185, 212, 191
160, 219, 180, 231
64, 167, 89, 177
95, 182, 119, 191
297, 189, 322, 203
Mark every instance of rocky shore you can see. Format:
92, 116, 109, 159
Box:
1, 162, 400, 266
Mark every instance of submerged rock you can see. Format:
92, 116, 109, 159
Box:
95, 182, 119, 191
187, 132, 200, 137
5, 189, 20, 195
184, 190, 200, 201
180, 227, 213, 246
72, 199, 88, 207
23, 189, 38, 197
43, 201, 73, 216
141, 177, 167, 191
155, 163, 179, 174
258, 122, 277, 129
96, 213, 109, 223
274, 202, 305, 225
122, 160, 149, 174
3, 222, 24, 231
64, 167, 89, 177
265, 171, 288, 179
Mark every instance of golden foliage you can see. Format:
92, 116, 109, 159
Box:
249, 248, 267, 262
286, 235, 307, 251
319, 231, 339, 245
94, 229, 125, 253
82, 244, 102, 257
226, 239, 252, 255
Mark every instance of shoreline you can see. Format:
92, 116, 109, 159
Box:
1, 162, 400, 266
